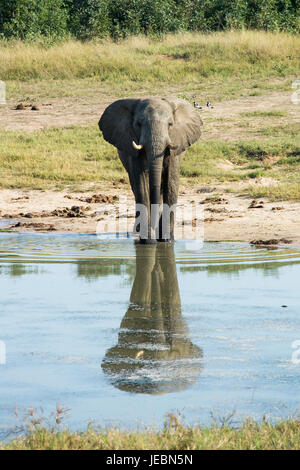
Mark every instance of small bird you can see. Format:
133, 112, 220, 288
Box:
207, 101, 214, 109
193, 101, 202, 109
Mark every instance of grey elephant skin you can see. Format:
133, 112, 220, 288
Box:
99, 97, 203, 242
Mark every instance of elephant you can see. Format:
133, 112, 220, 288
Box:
99, 97, 203, 243
101, 242, 203, 394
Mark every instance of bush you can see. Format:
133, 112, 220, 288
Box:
0, 0, 68, 41
65, 0, 110, 39
0, 0, 299, 41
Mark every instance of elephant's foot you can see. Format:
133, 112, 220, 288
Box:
139, 238, 157, 245
157, 231, 174, 243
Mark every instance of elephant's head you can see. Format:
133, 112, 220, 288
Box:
99, 97, 203, 240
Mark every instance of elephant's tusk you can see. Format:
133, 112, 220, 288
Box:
132, 141, 143, 150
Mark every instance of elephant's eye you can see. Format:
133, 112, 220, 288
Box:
168, 122, 173, 128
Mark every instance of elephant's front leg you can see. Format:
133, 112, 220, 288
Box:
158, 154, 181, 242
119, 150, 151, 241
133, 170, 151, 241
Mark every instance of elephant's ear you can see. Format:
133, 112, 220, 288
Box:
99, 99, 140, 154
169, 99, 203, 156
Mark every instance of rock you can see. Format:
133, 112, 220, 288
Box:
201, 197, 228, 205
51, 206, 90, 218
15, 103, 26, 110
206, 207, 228, 213
249, 200, 264, 209
79, 194, 118, 204
12, 222, 56, 231
197, 186, 216, 194
11, 196, 29, 202
250, 238, 292, 246
204, 217, 225, 223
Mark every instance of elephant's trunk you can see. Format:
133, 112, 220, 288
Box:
142, 123, 168, 242
149, 150, 164, 241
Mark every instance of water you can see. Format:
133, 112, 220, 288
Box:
0, 233, 300, 433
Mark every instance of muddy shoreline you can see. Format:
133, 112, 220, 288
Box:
1, 188, 300, 247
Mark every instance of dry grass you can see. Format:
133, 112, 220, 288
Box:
1, 30, 298, 105
1, 31, 299, 86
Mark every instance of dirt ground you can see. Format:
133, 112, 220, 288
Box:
1, 90, 299, 246
1, 90, 298, 137
1, 187, 300, 246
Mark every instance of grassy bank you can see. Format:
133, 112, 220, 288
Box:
0, 30, 299, 200
1, 123, 299, 200
2, 30, 300, 100
2, 418, 300, 450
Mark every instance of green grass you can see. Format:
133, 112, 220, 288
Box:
247, 183, 300, 201
0, 125, 124, 190
182, 137, 300, 189
2, 418, 300, 450
240, 110, 288, 118
255, 124, 300, 138
1, 124, 299, 200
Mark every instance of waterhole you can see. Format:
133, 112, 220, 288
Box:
0, 233, 300, 431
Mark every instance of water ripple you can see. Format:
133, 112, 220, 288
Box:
0, 233, 299, 267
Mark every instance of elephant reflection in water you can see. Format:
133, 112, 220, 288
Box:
101, 243, 202, 394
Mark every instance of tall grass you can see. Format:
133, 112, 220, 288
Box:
0, 31, 299, 82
